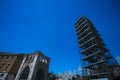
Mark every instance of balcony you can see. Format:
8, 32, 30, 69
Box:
75, 17, 86, 28
76, 23, 88, 32
74, 17, 86, 27
78, 32, 92, 43
80, 37, 95, 48
92, 72, 109, 76
81, 43, 98, 54
80, 32, 92, 41
81, 50, 102, 61
84, 59, 107, 68
77, 27, 90, 37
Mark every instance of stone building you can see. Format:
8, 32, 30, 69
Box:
0, 53, 24, 80
57, 72, 81, 80
0, 51, 50, 80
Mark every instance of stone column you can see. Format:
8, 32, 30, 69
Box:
27, 54, 38, 80
14, 56, 26, 80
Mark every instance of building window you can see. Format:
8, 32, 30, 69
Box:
11, 56, 15, 59
6, 56, 9, 59
2, 63, 5, 66
19, 66, 30, 80
31, 56, 34, 62
4, 60, 6, 62
29, 56, 32, 62
1, 56, 3, 59
0, 74, 4, 77
3, 56, 7, 59
5, 66, 8, 69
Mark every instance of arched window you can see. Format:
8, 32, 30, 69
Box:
35, 69, 45, 80
20, 66, 30, 80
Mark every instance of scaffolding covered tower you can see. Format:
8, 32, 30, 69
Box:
74, 16, 120, 80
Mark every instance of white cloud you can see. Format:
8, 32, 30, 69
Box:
77, 66, 82, 72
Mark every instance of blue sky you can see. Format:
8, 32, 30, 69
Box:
0, 0, 120, 73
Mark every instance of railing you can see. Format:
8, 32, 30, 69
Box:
78, 32, 92, 43
92, 72, 109, 76
75, 17, 86, 28
76, 23, 88, 32
81, 50, 101, 60
80, 37, 94, 47
81, 43, 97, 54
77, 27, 90, 37
84, 60, 107, 68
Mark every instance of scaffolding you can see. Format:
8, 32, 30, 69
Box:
74, 16, 120, 80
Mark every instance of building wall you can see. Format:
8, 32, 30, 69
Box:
14, 51, 50, 80
57, 73, 81, 80
0, 55, 17, 73
0, 51, 50, 80
0, 53, 24, 80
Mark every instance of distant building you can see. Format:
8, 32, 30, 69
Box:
0, 51, 50, 80
48, 72, 57, 80
57, 72, 81, 80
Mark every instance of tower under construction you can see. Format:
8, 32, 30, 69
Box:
74, 16, 120, 80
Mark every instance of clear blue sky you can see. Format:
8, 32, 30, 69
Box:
0, 0, 120, 73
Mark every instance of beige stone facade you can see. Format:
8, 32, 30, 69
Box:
0, 51, 50, 80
